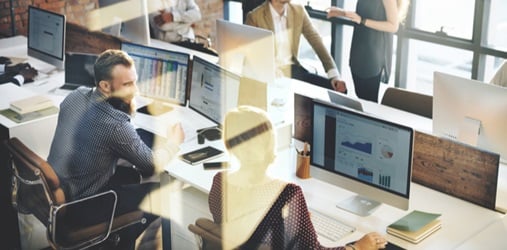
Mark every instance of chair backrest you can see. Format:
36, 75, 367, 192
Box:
381, 87, 433, 119
5, 137, 66, 227
5, 137, 144, 249
490, 60, 507, 87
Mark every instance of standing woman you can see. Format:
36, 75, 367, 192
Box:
327, 0, 409, 102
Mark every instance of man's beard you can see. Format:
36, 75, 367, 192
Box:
107, 97, 136, 115
107, 85, 137, 115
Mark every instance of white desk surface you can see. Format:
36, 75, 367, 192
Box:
2, 35, 506, 249
455, 214, 507, 250
148, 78, 507, 250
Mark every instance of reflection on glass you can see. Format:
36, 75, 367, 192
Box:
485, 0, 507, 51
406, 40, 472, 94
413, 0, 474, 40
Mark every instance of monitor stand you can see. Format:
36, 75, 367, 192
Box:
336, 195, 381, 217
457, 116, 481, 146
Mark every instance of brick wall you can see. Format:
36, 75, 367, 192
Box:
0, 0, 224, 45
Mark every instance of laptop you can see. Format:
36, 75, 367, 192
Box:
327, 90, 363, 112
59, 52, 98, 90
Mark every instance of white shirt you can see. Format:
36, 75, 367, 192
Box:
269, 3, 293, 67
148, 0, 202, 42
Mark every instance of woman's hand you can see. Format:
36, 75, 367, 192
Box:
326, 7, 346, 19
345, 11, 362, 24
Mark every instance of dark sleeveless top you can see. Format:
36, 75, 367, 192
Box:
349, 0, 393, 83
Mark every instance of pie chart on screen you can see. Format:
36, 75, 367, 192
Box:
381, 144, 394, 159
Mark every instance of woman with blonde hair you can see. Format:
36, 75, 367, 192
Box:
208, 105, 387, 250
327, 0, 410, 103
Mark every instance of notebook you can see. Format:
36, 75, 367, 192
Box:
387, 210, 442, 244
59, 52, 98, 90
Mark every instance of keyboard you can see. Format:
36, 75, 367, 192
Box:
310, 208, 356, 242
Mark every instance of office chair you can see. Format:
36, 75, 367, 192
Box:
490, 60, 507, 87
4, 137, 145, 249
381, 87, 433, 119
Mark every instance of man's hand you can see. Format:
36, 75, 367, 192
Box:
154, 10, 174, 26
20, 67, 38, 82
167, 122, 185, 146
6, 63, 31, 74
331, 77, 347, 94
0, 56, 11, 65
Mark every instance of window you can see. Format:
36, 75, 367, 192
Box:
405, 40, 472, 94
224, 0, 507, 96
412, 0, 475, 40
485, 0, 507, 51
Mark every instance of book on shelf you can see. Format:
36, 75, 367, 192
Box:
10, 95, 54, 115
387, 210, 442, 244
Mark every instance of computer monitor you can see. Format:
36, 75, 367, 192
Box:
94, 0, 150, 45
327, 90, 364, 112
121, 42, 189, 105
189, 55, 241, 125
311, 99, 413, 216
27, 6, 66, 71
216, 19, 275, 85
433, 71, 507, 162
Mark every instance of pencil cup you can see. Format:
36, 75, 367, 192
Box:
296, 154, 311, 179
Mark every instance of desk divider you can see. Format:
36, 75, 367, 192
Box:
412, 131, 499, 210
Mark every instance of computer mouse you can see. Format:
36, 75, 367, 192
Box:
202, 127, 222, 140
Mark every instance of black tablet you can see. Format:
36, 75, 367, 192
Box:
179, 146, 224, 165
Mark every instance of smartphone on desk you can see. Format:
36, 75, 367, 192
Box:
179, 146, 224, 165
203, 161, 229, 170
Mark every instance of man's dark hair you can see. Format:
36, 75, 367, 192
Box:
94, 49, 134, 86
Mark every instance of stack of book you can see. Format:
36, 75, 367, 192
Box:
1, 95, 58, 123
10, 95, 54, 115
387, 210, 442, 244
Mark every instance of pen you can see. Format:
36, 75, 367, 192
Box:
303, 142, 309, 156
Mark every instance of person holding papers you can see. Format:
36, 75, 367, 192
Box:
148, 0, 202, 43
47, 49, 185, 249
208, 105, 386, 250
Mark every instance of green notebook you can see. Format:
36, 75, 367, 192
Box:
387, 210, 442, 243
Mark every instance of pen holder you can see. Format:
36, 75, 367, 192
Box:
296, 153, 311, 179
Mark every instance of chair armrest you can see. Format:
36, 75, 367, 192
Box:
50, 190, 117, 249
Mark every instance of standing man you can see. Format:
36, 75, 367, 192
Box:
47, 49, 184, 249
246, 0, 347, 93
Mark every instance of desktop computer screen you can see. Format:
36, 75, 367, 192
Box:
433, 71, 507, 162
311, 99, 413, 216
27, 6, 66, 71
93, 0, 151, 45
189, 55, 241, 125
216, 19, 275, 85
121, 42, 189, 105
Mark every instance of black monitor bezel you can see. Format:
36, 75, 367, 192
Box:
188, 55, 241, 126
310, 99, 414, 199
